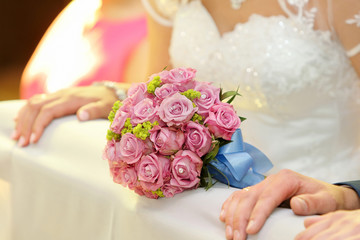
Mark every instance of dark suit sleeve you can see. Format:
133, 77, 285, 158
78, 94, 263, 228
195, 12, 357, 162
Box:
335, 181, 360, 198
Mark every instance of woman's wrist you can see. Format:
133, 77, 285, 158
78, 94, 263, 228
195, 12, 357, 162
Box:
92, 81, 127, 100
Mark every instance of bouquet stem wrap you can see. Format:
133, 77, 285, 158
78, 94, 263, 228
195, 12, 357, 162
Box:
209, 129, 273, 189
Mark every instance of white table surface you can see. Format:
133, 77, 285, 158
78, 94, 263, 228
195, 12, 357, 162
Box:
0, 100, 306, 240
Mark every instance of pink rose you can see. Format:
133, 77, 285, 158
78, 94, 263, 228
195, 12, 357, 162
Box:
114, 166, 138, 189
154, 83, 179, 101
158, 93, 197, 126
111, 110, 130, 134
131, 98, 158, 125
161, 183, 184, 198
162, 68, 196, 91
118, 133, 145, 164
127, 82, 153, 105
127, 82, 147, 97
109, 162, 129, 185
170, 150, 203, 189
149, 125, 185, 155
109, 164, 121, 182
159, 154, 171, 182
183, 122, 212, 157
137, 153, 170, 191
133, 184, 145, 196
143, 138, 155, 155
118, 97, 134, 113
193, 82, 221, 117
147, 70, 170, 83
143, 190, 159, 199
204, 103, 241, 140
103, 139, 118, 162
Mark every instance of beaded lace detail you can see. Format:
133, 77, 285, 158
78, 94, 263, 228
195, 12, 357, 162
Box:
169, 1, 359, 114
346, 11, 360, 27
345, 11, 360, 57
231, 0, 247, 9
283, 0, 317, 28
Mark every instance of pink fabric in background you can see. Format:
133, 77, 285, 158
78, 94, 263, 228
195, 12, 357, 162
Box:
76, 16, 147, 87
21, 16, 147, 99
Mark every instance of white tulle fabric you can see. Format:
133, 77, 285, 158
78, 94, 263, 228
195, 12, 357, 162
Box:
146, 0, 360, 182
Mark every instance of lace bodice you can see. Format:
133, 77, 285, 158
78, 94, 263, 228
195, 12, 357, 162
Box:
143, 0, 360, 182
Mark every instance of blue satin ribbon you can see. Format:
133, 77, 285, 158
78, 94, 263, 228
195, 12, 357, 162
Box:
208, 129, 273, 189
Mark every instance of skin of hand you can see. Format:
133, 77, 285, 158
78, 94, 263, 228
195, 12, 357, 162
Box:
219, 169, 360, 240
12, 85, 120, 147
295, 209, 360, 240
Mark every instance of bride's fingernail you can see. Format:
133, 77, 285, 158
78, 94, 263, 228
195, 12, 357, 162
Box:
78, 110, 89, 121
11, 130, 18, 140
30, 133, 36, 144
220, 209, 225, 220
226, 225, 233, 238
233, 230, 242, 240
18, 136, 26, 147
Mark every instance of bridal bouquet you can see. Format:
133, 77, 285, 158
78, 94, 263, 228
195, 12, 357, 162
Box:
103, 67, 272, 199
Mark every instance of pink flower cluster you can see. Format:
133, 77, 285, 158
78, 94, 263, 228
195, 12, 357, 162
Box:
103, 67, 241, 198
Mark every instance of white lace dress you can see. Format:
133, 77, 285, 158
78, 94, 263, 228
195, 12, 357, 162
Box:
143, 0, 360, 182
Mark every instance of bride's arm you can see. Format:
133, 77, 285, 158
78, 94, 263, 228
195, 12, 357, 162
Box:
142, 0, 173, 75
12, 85, 124, 147
330, 0, 360, 77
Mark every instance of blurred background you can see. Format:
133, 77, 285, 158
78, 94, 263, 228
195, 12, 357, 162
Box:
0, 0, 71, 100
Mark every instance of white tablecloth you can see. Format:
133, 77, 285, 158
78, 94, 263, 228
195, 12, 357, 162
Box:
0, 100, 306, 240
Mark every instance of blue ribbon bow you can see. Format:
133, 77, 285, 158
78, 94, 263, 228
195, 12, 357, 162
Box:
208, 129, 273, 189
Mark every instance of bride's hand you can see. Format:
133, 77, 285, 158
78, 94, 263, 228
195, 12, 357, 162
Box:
295, 210, 360, 240
219, 169, 360, 240
12, 85, 119, 147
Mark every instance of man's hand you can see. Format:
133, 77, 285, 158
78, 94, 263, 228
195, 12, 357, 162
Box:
219, 169, 360, 240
